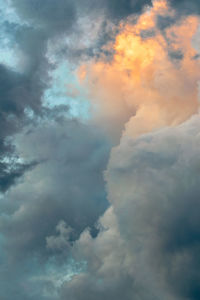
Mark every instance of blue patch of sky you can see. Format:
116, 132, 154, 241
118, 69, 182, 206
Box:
1, 1, 91, 120
0, 0, 20, 24
43, 61, 91, 120
29, 257, 87, 299
0, 0, 25, 71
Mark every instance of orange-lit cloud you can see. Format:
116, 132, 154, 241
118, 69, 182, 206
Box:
78, 0, 200, 140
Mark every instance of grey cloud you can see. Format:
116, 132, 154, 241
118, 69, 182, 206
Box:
0, 160, 37, 193
170, 0, 200, 15
60, 115, 200, 300
105, 115, 200, 300
103, 0, 152, 20
46, 220, 73, 252
78, 0, 151, 19
0, 115, 110, 299
168, 50, 184, 61
140, 29, 156, 39
0, 16, 51, 189
155, 0, 200, 32
11, 0, 152, 28
156, 15, 177, 30
156, 1, 200, 32
60, 207, 136, 300
61, 207, 172, 300
0, 57, 48, 191
0, 116, 110, 262
10, 0, 76, 35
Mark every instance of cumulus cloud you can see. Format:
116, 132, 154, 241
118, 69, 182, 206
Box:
60, 114, 200, 300
106, 114, 200, 300
78, 0, 200, 140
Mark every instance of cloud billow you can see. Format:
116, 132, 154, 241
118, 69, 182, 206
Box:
105, 115, 200, 300
61, 115, 200, 300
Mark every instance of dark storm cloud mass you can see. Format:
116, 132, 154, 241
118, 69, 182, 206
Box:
10, 0, 77, 35
102, 0, 152, 19
0, 54, 47, 191
11, 0, 152, 27
0, 20, 50, 191
170, 0, 200, 15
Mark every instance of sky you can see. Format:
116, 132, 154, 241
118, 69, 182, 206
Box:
1, 0, 200, 299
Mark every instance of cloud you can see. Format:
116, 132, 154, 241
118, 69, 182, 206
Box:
105, 114, 200, 300
10, 0, 76, 35
101, 0, 152, 20
0, 18, 51, 191
0, 116, 110, 261
61, 207, 139, 300
0, 115, 110, 299
0, 0, 152, 191
1, 1, 200, 299
46, 220, 73, 252
0, 160, 37, 193
170, 0, 200, 15
78, 0, 200, 141
0, 57, 48, 191
60, 114, 200, 300
10, 0, 152, 29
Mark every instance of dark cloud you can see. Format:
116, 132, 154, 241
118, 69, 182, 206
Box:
0, 115, 110, 299
156, 14, 177, 30
156, 1, 200, 32
0, 27, 49, 190
0, 116, 110, 260
10, 0, 76, 35
168, 49, 184, 60
11, 0, 152, 26
140, 29, 156, 39
0, 160, 37, 193
170, 0, 200, 15
104, 0, 151, 20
